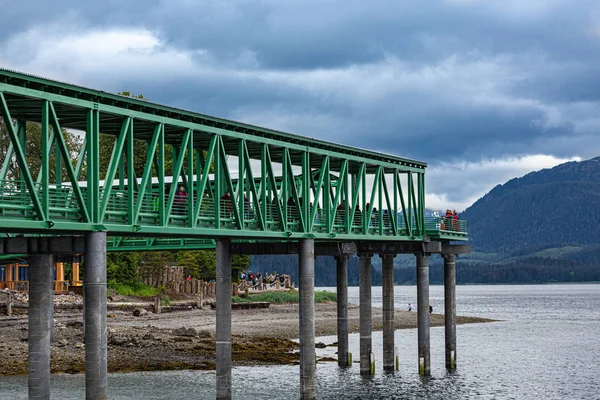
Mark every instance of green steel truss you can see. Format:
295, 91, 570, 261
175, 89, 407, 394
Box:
0, 68, 467, 242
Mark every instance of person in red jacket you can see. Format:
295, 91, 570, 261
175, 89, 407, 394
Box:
220, 192, 232, 216
452, 210, 459, 231
174, 184, 188, 215
442, 209, 451, 231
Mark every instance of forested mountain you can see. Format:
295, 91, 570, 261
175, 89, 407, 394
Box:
250, 157, 600, 285
461, 157, 600, 254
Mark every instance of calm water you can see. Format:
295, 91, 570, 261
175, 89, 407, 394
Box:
1, 284, 599, 399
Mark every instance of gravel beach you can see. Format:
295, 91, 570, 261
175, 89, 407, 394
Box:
0, 298, 494, 375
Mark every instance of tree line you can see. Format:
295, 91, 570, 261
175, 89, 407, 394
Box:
250, 255, 600, 286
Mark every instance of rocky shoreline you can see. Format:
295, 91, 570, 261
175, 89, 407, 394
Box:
0, 296, 494, 376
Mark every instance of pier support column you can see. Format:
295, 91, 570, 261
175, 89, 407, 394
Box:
444, 254, 457, 370
299, 239, 316, 400
84, 231, 108, 400
359, 253, 373, 376
382, 254, 395, 372
28, 252, 54, 400
216, 239, 232, 400
336, 255, 349, 368
416, 253, 430, 376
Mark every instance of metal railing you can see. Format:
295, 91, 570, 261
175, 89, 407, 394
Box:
425, 216, 467, 236
0, 179, 467, 237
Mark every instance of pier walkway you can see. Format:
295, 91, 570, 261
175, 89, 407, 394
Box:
0, 68, 468, 400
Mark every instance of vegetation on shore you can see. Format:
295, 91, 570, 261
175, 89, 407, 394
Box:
232, 290, 336, 304
107, 281, 163, 297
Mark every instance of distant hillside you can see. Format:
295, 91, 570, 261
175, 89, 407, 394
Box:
462, 156, 600, 262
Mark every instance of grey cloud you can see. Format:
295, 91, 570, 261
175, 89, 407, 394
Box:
0, 0, 599, 167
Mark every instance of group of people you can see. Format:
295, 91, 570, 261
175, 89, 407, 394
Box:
239, 270, 287, 290
407, 303, 433, 313
440, 209, 460, 231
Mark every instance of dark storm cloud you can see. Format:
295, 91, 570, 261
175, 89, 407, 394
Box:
1, 0, 599, 166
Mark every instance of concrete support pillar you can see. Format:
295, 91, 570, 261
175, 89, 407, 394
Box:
28, 253, 54, 400
299, 239, 316, 399
444, 254, 457, 370
381, 254, 395, 372
359, 253, 373, 376
336, 255, 349, 368
416, 253, 430, 376
216, 239, 232, 400
84, 231, 108, 400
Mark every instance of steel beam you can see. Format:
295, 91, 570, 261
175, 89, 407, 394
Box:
441, 243, 471, 255
0, 69, 462, 244
216, 239, 232, 400
230, 241, 356, 256
28, 252, 53, 400
84, 231, 107, 400
357, 241, 441, 255
0, 237, 85, 255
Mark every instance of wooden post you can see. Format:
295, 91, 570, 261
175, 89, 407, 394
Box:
55, 262, 64, 291
153, 296, 161, 314
72, 262, 80, 284
6, 264, 13, 288
6, 293, 12, 316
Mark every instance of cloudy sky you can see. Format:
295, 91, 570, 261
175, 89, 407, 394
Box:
1, 0, 597, 211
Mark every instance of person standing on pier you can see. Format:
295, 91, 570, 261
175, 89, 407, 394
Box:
174, 184, 188, 215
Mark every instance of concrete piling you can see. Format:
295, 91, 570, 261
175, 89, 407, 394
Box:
444, 253, 457, 370
84, 231, 108, 400
359, 253, 373, 376
416, 253, 431, 376
381, 254, 395, 372
28, 253, 54, 400
336, 255, 349, 368
299, 239, 316, 400
216, 239, 232, 400
153, 296, 161, 314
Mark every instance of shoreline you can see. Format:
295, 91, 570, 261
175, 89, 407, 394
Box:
0, 302, 494, 376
